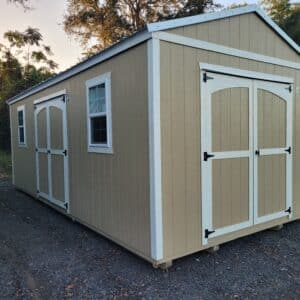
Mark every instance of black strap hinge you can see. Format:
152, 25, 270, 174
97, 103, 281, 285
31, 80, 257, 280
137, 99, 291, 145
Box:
285, 146, 291, 154
205, 229, 215, 238
286, 85, 292, 93
204, 152, 215, 161
203, 72, 214, 83
63, 149, 67, 156
285, 207, 291, 214
64, 202, 68, 210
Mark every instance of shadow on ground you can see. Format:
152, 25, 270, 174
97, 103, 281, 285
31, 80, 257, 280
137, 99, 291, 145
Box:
0, 177, 299, 299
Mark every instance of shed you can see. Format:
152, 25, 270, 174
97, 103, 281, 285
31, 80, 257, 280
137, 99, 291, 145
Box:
7, 5, 300, 267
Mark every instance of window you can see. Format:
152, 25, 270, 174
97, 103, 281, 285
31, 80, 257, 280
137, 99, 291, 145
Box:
17, 105, 26, 146
86, 72, 112, 153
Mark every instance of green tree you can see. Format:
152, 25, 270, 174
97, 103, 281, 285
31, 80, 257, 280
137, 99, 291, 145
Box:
0, 28, 57, 151
63, 0, 217, 56
282, 6, 300, 45
261, 0, 293, 25
261, 0, 300, 45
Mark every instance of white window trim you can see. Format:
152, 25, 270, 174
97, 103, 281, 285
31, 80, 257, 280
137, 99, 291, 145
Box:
17, 105, 27, 147
86, 72, 113, 154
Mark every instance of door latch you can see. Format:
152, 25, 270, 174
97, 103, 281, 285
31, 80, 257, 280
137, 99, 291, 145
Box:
255, 150, 260, 156
63, 149, 67, 156
204, 152, 215, 161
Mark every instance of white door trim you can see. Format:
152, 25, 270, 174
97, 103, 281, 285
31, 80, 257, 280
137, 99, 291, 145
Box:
253, 80, 293, 224
201, 70, 254, 245
34, 95, 70, 212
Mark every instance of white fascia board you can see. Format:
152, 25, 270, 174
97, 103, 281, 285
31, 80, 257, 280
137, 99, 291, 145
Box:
147, 5, 300, 54
7, 30, 151, 105
147, 5, 257, 32
154, 31, 300, 70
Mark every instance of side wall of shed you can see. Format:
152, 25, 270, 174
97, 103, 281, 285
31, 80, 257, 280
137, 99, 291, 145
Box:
159, 39, 300, 261
10, 43, 152, 260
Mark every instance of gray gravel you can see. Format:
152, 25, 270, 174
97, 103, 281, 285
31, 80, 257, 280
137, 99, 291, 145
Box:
0, 177, 300, 299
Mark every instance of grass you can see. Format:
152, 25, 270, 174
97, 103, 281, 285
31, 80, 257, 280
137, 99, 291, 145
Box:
0, 150, 12, 178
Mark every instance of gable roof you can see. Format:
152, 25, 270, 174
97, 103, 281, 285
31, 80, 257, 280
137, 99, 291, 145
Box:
7, 5, 299, 105
147, 5, 300, 53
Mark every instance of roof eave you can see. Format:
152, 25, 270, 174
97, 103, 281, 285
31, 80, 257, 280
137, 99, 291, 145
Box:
7, 29, 151, 105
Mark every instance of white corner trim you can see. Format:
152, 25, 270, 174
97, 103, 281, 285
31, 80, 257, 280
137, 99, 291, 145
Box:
148, 5, 300, 54
154, 31, 300, 70
34, 89, 67, 104
200, 63, 294, 83
148, 38, 163, 261
9, 107, 15, 185
7, 31, 151, 105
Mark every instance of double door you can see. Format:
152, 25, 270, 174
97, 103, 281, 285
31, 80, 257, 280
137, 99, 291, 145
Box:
34, 95, 69, 211
201, 71, 293, 245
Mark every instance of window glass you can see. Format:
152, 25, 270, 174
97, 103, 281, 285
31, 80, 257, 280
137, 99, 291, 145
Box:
18, 110, 24, 126
19, 127, 24, 143
91, 116, 107, 144
89, 83, 106, 114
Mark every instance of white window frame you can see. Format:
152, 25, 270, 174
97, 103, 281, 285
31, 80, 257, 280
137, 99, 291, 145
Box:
86, 72, 113, 154
17, 105, 27, 147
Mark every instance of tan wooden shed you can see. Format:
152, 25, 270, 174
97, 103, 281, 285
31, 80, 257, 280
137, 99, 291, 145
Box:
7, 5, 300, 267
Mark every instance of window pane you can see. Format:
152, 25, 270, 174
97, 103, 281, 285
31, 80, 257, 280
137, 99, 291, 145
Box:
19, 127, 24, 143
18, 110, 24, 126
91, 116, 107, 144
89, 83, 106, 114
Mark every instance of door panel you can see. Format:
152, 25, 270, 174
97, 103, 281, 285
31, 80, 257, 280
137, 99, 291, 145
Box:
38, 153, 49, 195
201, 72, 253, 245
37, 108, 47, 149
254, 81, 292, 224
258, 155, 286, 217
257, 90, 286, 148
212, 157, 249, 229
51, 154, 65, 203
50, 106, 64, 150
212, 88, 249, 152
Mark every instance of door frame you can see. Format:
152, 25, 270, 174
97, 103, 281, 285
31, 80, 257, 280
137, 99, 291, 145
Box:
200, 63, 294, 245
34, 91, 69, 212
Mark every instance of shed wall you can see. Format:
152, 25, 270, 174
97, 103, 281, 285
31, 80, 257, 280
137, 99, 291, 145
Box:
160, 40, 300, 261
168, 13, 299, 62
10, 43, 152, 259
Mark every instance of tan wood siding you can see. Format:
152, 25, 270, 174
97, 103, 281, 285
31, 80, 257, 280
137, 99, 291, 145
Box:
160, 40, 300, 261
168, 13, 299, 62
10, 43, 151, 259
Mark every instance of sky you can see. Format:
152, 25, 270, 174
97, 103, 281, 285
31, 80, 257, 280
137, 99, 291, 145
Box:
0, 0, 261, 72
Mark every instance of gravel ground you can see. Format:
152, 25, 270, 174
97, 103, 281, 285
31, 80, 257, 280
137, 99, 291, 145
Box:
0, 177, 300, 299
